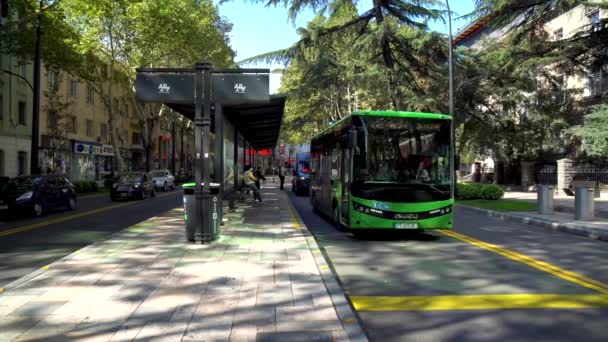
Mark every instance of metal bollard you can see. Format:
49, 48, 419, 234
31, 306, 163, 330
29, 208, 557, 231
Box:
537, 185, 554, 214
574, 187, 595, 220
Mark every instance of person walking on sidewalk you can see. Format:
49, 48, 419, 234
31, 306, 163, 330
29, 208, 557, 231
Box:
255, 166, 266, 190
244, 166, 262, 202
278, 165, 285, 190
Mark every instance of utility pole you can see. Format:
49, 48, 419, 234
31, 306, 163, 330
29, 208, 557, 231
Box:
171, 109, 176, 174
30, 0, 43, 175
446, 0, 457, 192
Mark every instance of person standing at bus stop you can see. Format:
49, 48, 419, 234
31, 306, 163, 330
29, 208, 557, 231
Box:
255, 166, 266, 190
278, 165, 285, 190
244, 166, 262, 202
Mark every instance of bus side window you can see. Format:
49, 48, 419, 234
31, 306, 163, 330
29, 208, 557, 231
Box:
331, 147, 341, 180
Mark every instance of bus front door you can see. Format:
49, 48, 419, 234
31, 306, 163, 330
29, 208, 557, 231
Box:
340, 148, 351, 225
320, 154, 332, 216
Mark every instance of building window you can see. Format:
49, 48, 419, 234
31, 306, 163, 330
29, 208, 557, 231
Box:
19, 64, 26, 77
100, 123, 108, 141
86, 86, 94, 104
588, 10, 601, 31
124, 103, 129, 117
588, 65, 608, 97
69, 79, 77, 97
67, 115, 77, 133
553, 28, 563, 41
47, 110, 58, 129
17, 151, 27, 176
47, 70, 59, 91
132, 132, 142, 145
0, 150, 4, 177
113, 99, 119, 114
18, 101, 26, 125
86, 119, 93, 137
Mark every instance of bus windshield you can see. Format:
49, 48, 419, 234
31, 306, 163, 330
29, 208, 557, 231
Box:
353, 116, 452, 201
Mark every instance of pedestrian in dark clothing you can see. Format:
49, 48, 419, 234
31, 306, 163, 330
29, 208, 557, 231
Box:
278, 165, 285, 190
255, 167, 266, 190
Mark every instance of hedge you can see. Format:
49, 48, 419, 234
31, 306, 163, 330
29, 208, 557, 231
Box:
456, 183, 504, 200
73, 181, 99, 194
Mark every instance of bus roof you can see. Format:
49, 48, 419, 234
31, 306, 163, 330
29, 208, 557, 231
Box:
311, 111, 451, 143
351, 111, 452, 120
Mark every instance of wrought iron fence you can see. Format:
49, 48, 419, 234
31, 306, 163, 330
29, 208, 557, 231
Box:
570, 162, 608, 185
534, 163, 557, 185
534, 161, 608, 186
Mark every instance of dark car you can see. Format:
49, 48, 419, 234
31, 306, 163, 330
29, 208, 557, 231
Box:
0, 175, 77, 218
292, 159, 311, 196
110, 172, 155, 201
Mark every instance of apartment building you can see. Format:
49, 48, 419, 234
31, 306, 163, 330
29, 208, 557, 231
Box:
39, 64, 150, 181
455, 5, 607, 102
0, 54, 33, 178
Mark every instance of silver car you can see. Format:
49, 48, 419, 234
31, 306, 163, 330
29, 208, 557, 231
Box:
149, 170, 175, 191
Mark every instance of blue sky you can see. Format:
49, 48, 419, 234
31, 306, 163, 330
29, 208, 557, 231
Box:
217, 1, 476, 93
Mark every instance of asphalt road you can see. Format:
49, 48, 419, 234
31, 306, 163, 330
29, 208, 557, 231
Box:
0, 190, 182, 288
288, 191, 608, 342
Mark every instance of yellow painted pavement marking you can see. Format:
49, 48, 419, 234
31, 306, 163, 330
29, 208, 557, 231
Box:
287, 204, 302, 230
351, 294, 608, 311
0, 192, 178, 238
439, 230, 608, 295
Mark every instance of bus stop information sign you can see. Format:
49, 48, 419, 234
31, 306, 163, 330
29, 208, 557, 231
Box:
135, 63, 270, 243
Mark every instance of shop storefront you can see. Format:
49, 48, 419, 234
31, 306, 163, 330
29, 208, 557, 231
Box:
71, 140, 115, 181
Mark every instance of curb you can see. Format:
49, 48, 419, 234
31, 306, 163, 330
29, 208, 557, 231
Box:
457, 205, 608, 242
286, 199, 369, 342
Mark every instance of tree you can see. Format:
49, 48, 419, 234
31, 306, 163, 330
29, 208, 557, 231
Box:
569, 104, 608, 159
41, 66, 73, 173
252, 1, 451, 143
62, 0, 234, 171
0, 0, 83, 76
242, 0, 449, 111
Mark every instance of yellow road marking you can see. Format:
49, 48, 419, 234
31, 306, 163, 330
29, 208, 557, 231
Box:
351, 294, 608, 311
0, 192, 178, 238
41, 265, 50, 270
287, 204, 302, 230
440, 230, 608, 295
0, 288, 4, 294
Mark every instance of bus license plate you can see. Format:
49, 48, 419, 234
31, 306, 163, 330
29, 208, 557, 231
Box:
394, 222, 418, 229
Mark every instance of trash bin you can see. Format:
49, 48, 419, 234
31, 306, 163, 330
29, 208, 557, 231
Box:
182, 182, 221, 243
537, 184, 554, 214
574, 186, 595, 220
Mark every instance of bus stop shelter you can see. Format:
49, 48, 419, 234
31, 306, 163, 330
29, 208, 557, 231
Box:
135, 63, 286, 243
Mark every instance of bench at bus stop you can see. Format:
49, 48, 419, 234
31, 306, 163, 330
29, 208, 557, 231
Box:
563, 180, 601, 198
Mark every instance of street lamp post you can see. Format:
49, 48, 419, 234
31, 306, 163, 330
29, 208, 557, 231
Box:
446, 0, 457, 193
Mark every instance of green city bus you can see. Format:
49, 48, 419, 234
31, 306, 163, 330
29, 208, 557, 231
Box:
310, 111, 454, 232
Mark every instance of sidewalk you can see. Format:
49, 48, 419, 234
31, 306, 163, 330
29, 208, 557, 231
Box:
0, 180, 365, 341
459, 192, 608, 241
503, 191, 608, 219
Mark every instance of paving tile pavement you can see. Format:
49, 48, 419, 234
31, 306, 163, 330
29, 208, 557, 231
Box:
0, 181, 356, 341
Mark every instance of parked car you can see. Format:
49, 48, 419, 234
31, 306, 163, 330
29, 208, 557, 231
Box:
110, 172, 155, 201
292, 154, 311, 196
0, 175, 77, 217
149, 170, 175, 191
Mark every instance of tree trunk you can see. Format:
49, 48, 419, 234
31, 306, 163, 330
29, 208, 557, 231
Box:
106, 78, 125, 174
